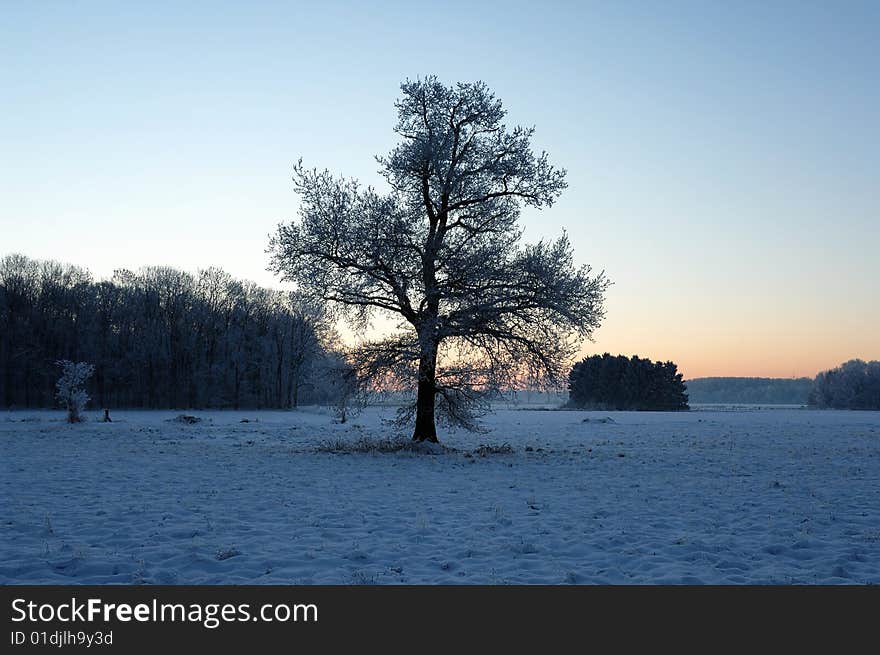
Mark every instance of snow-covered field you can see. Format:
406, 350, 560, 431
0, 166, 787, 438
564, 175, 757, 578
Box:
2, 406, 878, 584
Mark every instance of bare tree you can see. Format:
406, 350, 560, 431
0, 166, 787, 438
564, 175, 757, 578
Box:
285, 294, 329, 408
269, 77, 609, 442
321, 353, 361, 424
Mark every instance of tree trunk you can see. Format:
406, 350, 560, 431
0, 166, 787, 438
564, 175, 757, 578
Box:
412, 349, 438, 442
234, 363, 241, 411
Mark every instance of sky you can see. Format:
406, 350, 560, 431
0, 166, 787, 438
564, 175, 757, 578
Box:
1, 1, 877, 379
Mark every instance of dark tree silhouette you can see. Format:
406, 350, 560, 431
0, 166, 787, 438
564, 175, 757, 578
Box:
270, 77, 608, 442
568, 353, 689, 411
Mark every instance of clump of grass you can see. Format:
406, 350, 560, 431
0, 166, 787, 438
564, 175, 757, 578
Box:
215, 547, 241, 561
350, 570, 377, 585
170, 414, 202, 424
472, 443, 515, 456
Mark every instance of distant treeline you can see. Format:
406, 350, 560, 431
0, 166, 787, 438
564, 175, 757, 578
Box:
685, 377, 813, 405
0, 254, 338, 410
567, 354, 689, 411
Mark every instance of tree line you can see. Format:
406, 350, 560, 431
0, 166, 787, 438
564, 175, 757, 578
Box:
685, 377, 813, 405
0, 254, 336, 410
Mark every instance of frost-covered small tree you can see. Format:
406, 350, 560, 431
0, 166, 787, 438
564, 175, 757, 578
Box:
270, 77, 609, 442
55, 360, 95, 423
321, 354, 361, 424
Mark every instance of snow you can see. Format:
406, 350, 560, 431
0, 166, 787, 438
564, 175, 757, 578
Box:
2, 406, 879, 584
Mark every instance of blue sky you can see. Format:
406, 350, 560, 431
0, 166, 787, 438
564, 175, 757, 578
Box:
2, 1, 877, 377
